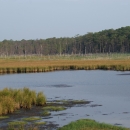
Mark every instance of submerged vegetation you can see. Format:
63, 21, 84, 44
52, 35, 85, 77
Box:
22, 117, 41, 122
42, 106, 66, 111
0, 87, 46, 115
8, 121, 27, 126
42, 110, 51, 116
8, 124, 39, 130
58, 119, 129, 130
0, 116, 9, 119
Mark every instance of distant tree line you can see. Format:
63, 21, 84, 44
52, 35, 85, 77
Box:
0, 26, 130, 56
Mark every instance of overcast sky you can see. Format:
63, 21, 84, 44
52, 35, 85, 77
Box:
0, 0, 130, 41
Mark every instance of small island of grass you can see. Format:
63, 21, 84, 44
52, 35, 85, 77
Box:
8, 121, 27, 126
23, 117, 41, 122
42, 110, 51, 116
58, 119, 129, 130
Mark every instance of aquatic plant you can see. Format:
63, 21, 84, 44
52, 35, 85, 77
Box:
8, 121, 27, 126
42, 110, 51, 116
23, 117, 41, 121
0, 116, 9, 119
8, 123, 39, 130
42, 106, 66, 111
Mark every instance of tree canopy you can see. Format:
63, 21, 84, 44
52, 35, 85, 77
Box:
0, 26, 130, 56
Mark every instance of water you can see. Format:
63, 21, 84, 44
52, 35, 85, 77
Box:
0, 70, 130, 128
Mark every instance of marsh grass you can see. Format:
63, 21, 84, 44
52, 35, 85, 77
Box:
42, 110, 51, 116
0, 88, 46, 115
7, 124, 39, 130
35, 121, 46, 125
22, 117, 41, 122
58, 119, 129, 130
8, 124, 25, 130
0, 54, 130, 74
8, 121, 27, 126
53, 99, 90, 106
36, 92, 46, 106
0, 116, 9, 119
42, 106, 66, 111
7, 120, 39, 130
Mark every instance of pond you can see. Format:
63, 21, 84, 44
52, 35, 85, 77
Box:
0, 70, 130, 128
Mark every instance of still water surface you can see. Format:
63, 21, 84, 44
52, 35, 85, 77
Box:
0, 70, 130, 128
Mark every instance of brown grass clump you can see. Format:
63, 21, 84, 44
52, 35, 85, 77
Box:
0, 87, 46, 115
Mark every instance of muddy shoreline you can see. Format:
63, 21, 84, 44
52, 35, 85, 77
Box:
0, 99, 94, 130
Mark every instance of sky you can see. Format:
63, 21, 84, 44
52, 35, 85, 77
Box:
0, 0, 130, 41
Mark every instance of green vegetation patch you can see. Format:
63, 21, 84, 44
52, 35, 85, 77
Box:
0, 116, 9, 119
43, 106, 66, 111
52, 99, 90, 106
23, 117, 41, 122
58, 119, 129, 130
8, 121, 27, 126
35, 121, 46, 125
53, 100, 68, 103
42, 110, 51, 116
72, 100, 86, 103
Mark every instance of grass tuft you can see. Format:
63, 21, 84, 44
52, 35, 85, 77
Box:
0, 116, 9, 119
58, 119, 129, 130
36, 92, 46, 106
42, 110, 51, 116
0, 88, 46, 116
23, 117, 41, 122
8, 121, 27, 126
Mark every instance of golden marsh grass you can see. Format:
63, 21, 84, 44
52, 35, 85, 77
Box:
0, 59, 130, 74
